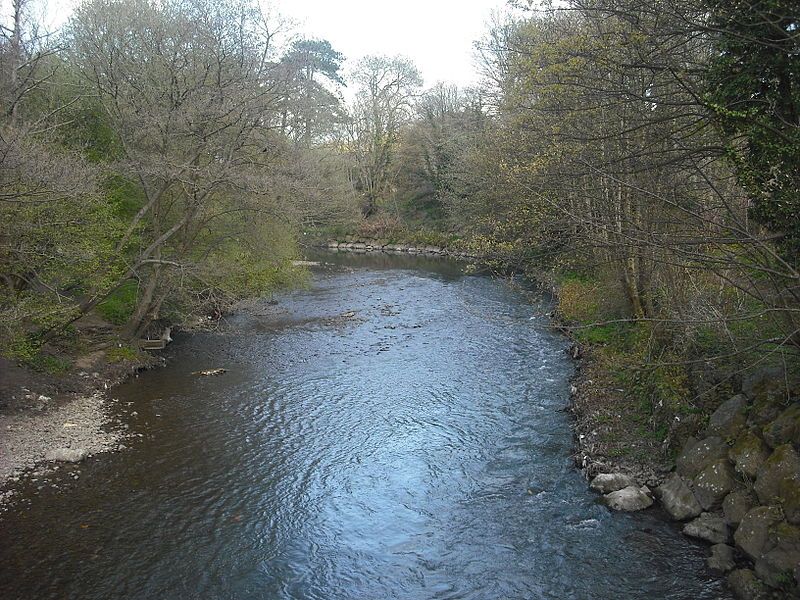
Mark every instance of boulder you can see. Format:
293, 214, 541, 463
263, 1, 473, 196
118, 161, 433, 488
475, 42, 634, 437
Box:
742, 367, 793, 404
728, 431, 770, 479
734, 506, 783, 561
762, 403, 800, 449
590, 472, 637, 494
743, 367, 795, 428
726, 569, 769, 600
754, 444, 800, 524
707, 543, 736, 572
707, 394, 748, 439
656, 473, 702, 520
603, 485, 654, 512
723, 490, 758, 526
676, 436, 729, 479
693, 459, 738, 510
683, 512, 729, 544
753, 521, 800, 590
45, 448, 88, 463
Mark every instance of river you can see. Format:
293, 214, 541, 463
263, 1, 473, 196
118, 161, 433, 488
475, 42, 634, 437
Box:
0, 253, 729, 599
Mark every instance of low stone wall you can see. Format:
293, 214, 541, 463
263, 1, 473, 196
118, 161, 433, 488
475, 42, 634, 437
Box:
322, 240, 479, 260
586, 367, 799, 599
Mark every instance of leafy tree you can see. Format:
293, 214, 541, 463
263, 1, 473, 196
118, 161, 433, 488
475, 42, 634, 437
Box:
705, 0, 800, 262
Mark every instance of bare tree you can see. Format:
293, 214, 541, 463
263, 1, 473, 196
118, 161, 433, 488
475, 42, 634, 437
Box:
344, 54, 422, 217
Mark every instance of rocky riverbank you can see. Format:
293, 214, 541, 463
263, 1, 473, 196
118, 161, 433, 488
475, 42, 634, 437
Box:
321, 239, 479, 259
577, 364, 800, 599
0, 346, 162, 511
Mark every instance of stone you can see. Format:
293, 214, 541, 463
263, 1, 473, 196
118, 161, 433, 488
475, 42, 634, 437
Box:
693, 459, 738, 510
656, 473, 702, 521
707, 544, 736, 572
754, 444, 800, 524
683, 512, 729, 544
724, 490, 758, 526
726, 569, 769, 600
45, 448, 88, 463
762, 403, 800, 449
676, 436, 729, 479
602, 485, 654, 511
707, 394, 748, 439
742, 366, 794, 404
590, 472, 637, 494
742, 366, 796, 428
729, 431, 770, 479
734, 506, 783, 561
754, 521, 800, 590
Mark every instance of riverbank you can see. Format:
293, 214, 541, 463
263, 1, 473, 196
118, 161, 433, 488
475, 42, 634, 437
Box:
0, 319, 165, 509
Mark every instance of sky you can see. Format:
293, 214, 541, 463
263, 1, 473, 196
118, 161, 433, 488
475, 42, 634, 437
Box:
274, 0, 516, 90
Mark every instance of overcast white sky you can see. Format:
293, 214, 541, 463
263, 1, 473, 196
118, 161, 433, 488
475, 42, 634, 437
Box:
6, 0, 520, 89
275, 0, 516, 89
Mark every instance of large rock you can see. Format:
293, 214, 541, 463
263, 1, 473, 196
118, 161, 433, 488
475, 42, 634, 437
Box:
743, 367, 794, 428
590, 472, 637, 494
754, 444, 800, 524
683, 512, 729, 544
753, 521, 800, 590
693, 459, 738, 510
728, 431, 770, 479
707, 394, 748, 439
603, 485, 653, 512
656, 473, 702, 520
707, 543, 736, 572
742, 366, 794, 404
723, 490, 757, 526
676, 436, 729, 479
762, 403, 800, 449
734, 506, 783, 561
726, 569, 769, 600
45, 448, 88, 463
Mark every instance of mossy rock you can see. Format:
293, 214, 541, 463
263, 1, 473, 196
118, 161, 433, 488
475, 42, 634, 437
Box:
707, 394, 748, 439
762, 403, 800, 450
726, 568, 770, 600
729, 431, 770, 479
734, 505, 783, 561
676, 436, 729, 479
754, 521, 800, 592
724, 490, 757, 526
693, 459, 738, 510
754, 444, 800, 525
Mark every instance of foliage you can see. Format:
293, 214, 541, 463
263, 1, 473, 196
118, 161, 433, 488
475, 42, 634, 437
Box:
705, 0, 800, 262
97, 281, 138, 325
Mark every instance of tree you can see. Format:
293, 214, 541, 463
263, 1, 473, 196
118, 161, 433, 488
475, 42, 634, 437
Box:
705, 0, 800, 262
277, 38, 346, 144
345, 54, 422, 217
66, 0, 293, 338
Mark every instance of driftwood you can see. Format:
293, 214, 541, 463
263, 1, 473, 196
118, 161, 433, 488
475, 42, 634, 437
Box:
192, 368, 227, 377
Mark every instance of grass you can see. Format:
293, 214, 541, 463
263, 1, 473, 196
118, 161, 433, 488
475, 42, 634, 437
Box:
97, 280, 138, 325
107, 344, 140, 363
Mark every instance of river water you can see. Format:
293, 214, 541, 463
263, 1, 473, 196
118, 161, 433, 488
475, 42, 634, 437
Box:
0, 253, 728, 599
